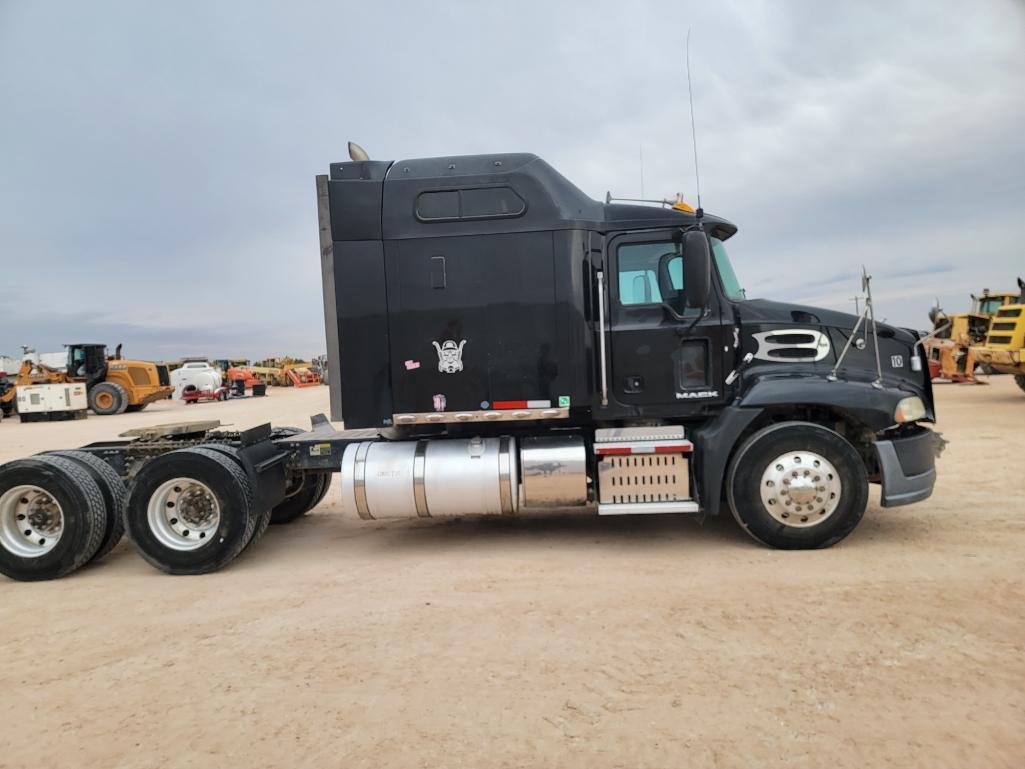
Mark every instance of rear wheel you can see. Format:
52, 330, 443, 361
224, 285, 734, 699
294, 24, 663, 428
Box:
47, 451, 126, 563
125, 403, 148, 413
89, 382, 129, 415
124, 448, 257, 574
192, 443, 272, 551
0, 455, 107, 581
726, 422, 868, 549
270, 472, 328, 525
1016, 374, 1025, 394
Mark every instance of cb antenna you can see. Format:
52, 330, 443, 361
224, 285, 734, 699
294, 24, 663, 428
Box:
686, 28, 703, 222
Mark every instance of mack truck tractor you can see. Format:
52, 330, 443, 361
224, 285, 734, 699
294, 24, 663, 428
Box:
0, 149, 943, 581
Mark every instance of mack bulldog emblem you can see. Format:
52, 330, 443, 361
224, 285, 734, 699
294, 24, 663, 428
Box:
433, 339, 466, 373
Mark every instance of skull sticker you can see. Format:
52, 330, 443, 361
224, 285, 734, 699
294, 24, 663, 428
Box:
432, 339, 466, 374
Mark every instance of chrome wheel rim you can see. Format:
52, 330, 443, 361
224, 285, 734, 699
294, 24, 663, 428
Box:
0, 485, 64, 557
759, 451, 842, 527
147, 478, 220, 551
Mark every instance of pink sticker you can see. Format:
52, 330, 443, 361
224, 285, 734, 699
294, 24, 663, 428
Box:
404, 360, 420, 370
433, 394, 447, 412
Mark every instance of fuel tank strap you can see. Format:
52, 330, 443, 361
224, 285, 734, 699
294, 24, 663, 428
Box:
498, 436, 514, 514
353, 441, 373, 520
413, 440, 430, 518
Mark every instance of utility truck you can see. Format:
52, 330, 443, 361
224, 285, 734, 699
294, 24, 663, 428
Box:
0, 149, 942, 581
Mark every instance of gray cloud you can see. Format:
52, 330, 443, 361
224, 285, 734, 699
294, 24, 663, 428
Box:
1, 0, 1023, 361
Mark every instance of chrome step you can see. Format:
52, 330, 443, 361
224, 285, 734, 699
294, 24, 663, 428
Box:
597, 500, 700, 515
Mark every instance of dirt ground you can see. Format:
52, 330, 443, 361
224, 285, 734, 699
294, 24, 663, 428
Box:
1, 379, 1023, 768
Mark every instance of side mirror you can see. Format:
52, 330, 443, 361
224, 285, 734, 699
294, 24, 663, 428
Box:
682, 230, 710, 309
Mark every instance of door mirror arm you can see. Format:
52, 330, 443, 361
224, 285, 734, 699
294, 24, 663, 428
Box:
661, 302, 686, 322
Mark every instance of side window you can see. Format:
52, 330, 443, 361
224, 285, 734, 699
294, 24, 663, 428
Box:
416, 191, 459, 220
415, 186, 526, 222
617, 241, 683, 306
460, 187, 525, 219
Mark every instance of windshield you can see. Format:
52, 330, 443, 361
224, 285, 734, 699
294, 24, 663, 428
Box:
711, 237, 746, 301
978, 297, 1004, 315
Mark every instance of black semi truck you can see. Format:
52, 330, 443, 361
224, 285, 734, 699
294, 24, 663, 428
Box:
0, 150, 942, 581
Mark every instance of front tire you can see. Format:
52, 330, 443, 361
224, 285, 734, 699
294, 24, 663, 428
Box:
1016, 374, 1025, 394
726, 422, 868, 549
89, 382, 128, 415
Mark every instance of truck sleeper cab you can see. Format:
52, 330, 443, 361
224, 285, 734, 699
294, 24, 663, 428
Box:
319, 151, 942, 549
0, 151, 943, 581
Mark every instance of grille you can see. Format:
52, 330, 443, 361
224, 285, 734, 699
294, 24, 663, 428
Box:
997, 308, 1022, 318
987, 334, 1012, 345
991, 322, 1017, 332
598, 454, 689, 504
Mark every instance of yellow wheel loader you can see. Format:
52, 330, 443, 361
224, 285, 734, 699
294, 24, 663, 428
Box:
0, 344, 173, 417
971, 278, 1025, 394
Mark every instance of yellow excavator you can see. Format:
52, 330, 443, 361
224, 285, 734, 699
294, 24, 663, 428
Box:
971, 278, 1025, 395
0, 343, 173, 417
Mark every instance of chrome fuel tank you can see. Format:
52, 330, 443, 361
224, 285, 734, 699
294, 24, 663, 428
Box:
339, 437, 519, 519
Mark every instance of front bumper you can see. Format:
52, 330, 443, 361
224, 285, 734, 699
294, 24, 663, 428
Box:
875, 427, 943, 508
972, 346, 1022, 373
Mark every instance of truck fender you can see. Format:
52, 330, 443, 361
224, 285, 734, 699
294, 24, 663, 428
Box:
690, 406, 762, 517
738, 377, 907, 433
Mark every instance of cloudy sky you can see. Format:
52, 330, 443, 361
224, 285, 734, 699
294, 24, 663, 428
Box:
1, 0, 1023, 361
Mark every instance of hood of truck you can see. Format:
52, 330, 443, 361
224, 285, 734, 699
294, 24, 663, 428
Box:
736, 298, 934, 418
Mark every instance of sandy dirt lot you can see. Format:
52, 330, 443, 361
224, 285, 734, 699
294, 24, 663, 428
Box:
1, 380, 1023, 768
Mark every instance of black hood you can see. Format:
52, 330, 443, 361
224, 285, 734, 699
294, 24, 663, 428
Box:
739, 298, 917, 344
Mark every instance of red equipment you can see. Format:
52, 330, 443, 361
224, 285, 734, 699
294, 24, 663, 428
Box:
182, 385, 229, 404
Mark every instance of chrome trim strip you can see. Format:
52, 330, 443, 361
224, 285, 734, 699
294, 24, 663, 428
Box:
392, 407, 569, 425
413, 440, 430, 518
498, 436, 514, 514
353, 441, 372, 520
597, 270, 609, 407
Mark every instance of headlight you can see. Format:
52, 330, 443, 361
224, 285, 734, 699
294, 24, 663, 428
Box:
895, 396, 926, 423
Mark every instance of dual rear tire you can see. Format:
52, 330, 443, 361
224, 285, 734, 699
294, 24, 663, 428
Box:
270, 472, 330, 525
124, 447, 260, 575
0, 455, 110, 581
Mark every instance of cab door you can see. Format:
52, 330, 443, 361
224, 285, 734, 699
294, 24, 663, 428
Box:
607, 230, 729, 412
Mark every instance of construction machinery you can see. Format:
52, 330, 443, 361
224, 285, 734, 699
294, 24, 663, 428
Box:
215, 359, 265, 390
0, 344, 173, 418
66, 343, 173, 414
923, 285, 1023, 383
0, 359, 68, 417
0, 148, 943, 581
971, 278, 1025, 394
251, 357, 322, 387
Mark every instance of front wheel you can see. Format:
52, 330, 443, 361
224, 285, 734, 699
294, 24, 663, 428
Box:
1015, 374, 1025, 394
726, 422, 868, 549
89, 382, 129, 415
